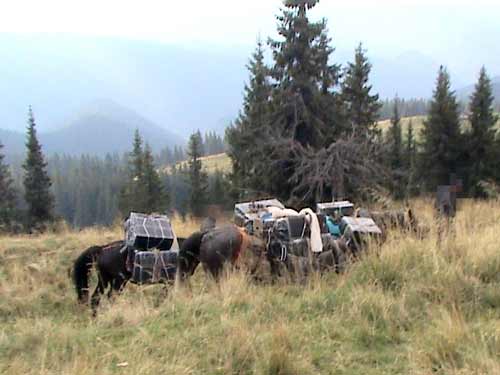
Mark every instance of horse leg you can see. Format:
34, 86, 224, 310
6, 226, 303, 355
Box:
107, 275, 128, 299
90, 275, 107, 314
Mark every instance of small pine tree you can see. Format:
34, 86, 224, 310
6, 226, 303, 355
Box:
210, 169, 229, 207
420, 66, 463, 188
23, 107, 54, 228
467, 66, 499, 196
388, 98, 403, 171
386, 98, 404, 199
187, 131, 208, 216
119, 129, 147, 215
341, 43, 382, 140
143, 143, 169, 213
405, 119, 418, 197
0, 141, 17, 229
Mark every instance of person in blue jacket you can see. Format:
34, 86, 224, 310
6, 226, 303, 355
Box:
325, 215, 341, 238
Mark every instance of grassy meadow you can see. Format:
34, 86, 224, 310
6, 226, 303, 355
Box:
1, 201, 500, 374
171, 153, 232, 174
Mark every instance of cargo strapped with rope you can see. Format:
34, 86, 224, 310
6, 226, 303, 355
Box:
124, 212, 174, 251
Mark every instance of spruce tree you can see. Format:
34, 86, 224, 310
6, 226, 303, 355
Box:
388, 98, 403, 171
143, 143, 169, 213
386, 98, 404, 199
187, 131, 208, 216
226, 38, 272, 195
405, 119, 418, 197
210, 169, 229, 207
467, 67, 498, 196
420, 66, 463, 188
269, 1, 341, 147
22, 107, 54, 227
0, 142, 17, 229
406, 120, 416, 167
341, 43, 381, 140
119, 129, 147, 215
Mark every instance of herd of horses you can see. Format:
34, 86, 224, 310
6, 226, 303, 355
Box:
72, 209, 422, 312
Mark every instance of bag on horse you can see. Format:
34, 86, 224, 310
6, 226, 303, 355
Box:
124, 212, 176, 275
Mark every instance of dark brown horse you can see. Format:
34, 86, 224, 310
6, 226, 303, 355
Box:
177, 225, 266, 283
73, 238, 185, 311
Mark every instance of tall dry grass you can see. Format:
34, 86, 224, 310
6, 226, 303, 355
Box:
1, 199, 500, 374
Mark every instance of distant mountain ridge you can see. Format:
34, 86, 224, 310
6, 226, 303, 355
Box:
456, 76, 500, 102
0, 100, 184, 157
0, 33, 498, 143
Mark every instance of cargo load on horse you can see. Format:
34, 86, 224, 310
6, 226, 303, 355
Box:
340, 216, 383, 254
234, 198, 285, 236
123, 212, 178, 284
316, 200, 355, 238
125, 212, 175, 251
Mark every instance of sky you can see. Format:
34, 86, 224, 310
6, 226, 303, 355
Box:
1, 0, 499, 82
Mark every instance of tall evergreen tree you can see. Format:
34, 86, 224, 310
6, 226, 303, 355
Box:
420, 66, 463, 188
226, 38, 272, 196
0, 142, 17, 229
259, 0, 344, 201
23, 107, 54, 227
341, 43, 381, 140
187, 131, 208, 216
143, 143, 169, 213
467, 67, 499, 196
268, 1, 341, 147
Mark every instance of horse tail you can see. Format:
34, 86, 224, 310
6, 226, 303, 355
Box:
73, 246, 102, 303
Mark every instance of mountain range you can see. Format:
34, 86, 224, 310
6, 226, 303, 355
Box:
0, 100, 184, 157
1, 33, 498, 157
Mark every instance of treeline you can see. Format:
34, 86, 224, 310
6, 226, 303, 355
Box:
156, 130, 225, 165
1, 118, 228, 231
226, 0, 500, 206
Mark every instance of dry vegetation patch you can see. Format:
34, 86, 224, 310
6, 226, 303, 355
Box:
1, 200, 500, 374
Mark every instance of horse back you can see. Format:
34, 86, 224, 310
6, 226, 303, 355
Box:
200, 225, 242, 264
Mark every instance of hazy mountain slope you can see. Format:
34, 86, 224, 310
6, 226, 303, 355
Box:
456, 76, 500, 102
0, 33, 249, 136
0, 100, 184, 157
0, 129, 25, 155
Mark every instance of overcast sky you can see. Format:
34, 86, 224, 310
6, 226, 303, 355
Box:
1, 0, 499, 80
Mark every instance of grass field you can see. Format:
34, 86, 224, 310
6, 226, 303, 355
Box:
376, 115, 426, 135
1, 201, 500, 374
172, 153, 232, 174
377, 114, 500, 138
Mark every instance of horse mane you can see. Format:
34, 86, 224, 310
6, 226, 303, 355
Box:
102, 240, 124, 251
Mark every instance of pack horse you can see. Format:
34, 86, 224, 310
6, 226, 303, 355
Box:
72, 212, 180, 311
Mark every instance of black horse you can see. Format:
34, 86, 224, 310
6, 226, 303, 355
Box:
73, 238, 185, 311
177, 225, 266, 283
